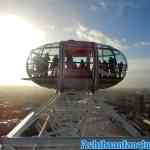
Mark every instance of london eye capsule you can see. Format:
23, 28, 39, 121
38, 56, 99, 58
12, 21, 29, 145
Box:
26, 40, 127, 93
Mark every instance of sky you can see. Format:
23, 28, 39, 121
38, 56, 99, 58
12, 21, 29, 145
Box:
0, 0, 150, 88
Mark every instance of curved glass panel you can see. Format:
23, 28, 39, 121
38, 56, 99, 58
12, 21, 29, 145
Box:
26, 43, 59, 88
97, 48, 127, 89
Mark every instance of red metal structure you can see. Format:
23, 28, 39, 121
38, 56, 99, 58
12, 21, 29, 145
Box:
26, 40, 127, 93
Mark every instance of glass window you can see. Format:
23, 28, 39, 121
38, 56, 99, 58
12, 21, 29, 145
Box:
102, 49, 115, 63
102, 49, 114, 56
98, 49, 102, 57
27, 46, 60, 78
115, 52, 126, 64
43, 48, 59, 56
32, 48, 42, 55
98, 49, 103, 62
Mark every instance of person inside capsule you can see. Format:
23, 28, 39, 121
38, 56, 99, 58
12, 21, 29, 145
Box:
79, 59, 85, 70
42, 53, 50, 77
66, 55, 73, 70
32, 53, 43, 77
85, 57, 91, 73
98, 60, 102, 79
50, 55, 58, 78
108, 57, 117, 79
118, 61, 124, 79
98, 56, 124, 80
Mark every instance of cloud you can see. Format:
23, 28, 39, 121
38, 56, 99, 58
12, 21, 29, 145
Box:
41, 24, 55, 31
75, 24, 128, 50
89, 5, 98, 12
49, 25, 55, 31
71, 23, 150, 50
63, 26, 75, 33
89, 1, 107, 12
133, 41, 150, 47
93, 0, 143, 17
98, 1, 107, 9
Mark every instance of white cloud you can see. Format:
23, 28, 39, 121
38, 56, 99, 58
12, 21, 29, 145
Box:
139, 41, 150, 46
49, 25, 55, 31
93, 0, 141, 17
63, 24, 150, 51
75, 24, 128, 50
98, 1, 107, 9
89, 5, 99, 12
133, 41, 150, 47
43, 25, 55, 31
89, 1, 107, 12
63, 27, 74, 33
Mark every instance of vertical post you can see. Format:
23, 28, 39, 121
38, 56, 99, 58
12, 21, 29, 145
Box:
95, 43, 98, 92
58, 42, 64, 93
92, 43, 98, 93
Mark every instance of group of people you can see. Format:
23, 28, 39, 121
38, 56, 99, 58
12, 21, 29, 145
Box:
66, 55, 90, 71
98, 57, 124, 79
32, 53, 125, 79
32, 52, 50, 77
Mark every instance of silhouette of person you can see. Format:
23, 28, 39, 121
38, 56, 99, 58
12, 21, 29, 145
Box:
50, 55, 58, 77
118, 61, 123, 79
85, 57, 90, 71
109, 57, 117, 78
42, 53, 50, 77
102, 60, 109, 78
33, 54, 43, 77
79, 59, 85, 69
66, 55, 73, 69
98, 60, 102, 79
72, 62, 77, 69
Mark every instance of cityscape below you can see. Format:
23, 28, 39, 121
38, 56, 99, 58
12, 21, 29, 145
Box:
0, 85, 150, 137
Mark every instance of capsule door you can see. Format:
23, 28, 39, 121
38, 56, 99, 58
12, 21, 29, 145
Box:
62, 44, 94, 91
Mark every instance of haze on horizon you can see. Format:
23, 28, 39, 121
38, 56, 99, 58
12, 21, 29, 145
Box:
0, 0, 150, 89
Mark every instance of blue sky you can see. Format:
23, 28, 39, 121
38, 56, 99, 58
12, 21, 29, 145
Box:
0, 0, 150, 88
8, 0, 149, 58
